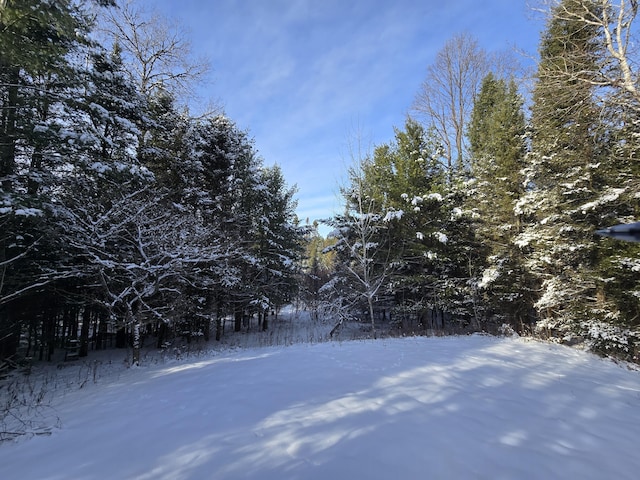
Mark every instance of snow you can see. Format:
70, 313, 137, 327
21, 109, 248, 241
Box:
1, 322, 640, 479
514, 230, 538, 248
89, 161, 110, 174
434, 231, 448, 244
13, 208, 43, 217
383, 209, 403, 222
424, 193, 443, 202
578, 188, 625, 214
479, 266, 500, 288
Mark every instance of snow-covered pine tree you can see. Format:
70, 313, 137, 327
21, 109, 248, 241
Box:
140, 89, 192, 195
584, 85, 640, 358
0, 0, 103, 361
467, 73, 534, 331
361, 118, 449, 330
516, 0, 618, 347
188, 116, 274, 334
251, 165, 304, 327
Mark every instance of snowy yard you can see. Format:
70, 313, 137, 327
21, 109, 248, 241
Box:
1, 314, 640, 479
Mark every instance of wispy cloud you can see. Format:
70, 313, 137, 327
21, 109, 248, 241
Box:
155, 0, 542, 227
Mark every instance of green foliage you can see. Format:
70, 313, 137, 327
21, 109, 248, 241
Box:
0, 0, 89, 74
4, 0, 640, 365
512, 0, 640, 358
467, 72, 533, 330
328, 119, 485, 330
0, 1, 305, 363
326, 1, 640, 361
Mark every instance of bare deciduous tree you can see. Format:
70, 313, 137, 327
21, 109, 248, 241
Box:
411, 33, 490, 172
66, 187, 223, 365
412, 33, 526, 174
99, 0, 211, 103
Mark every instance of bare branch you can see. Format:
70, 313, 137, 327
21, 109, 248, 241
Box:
99, 0, 211, 104
412, 33, 493, 172
545, 0, 640, 106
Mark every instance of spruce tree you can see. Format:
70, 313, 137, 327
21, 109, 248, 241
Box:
0, 0, 96, 360
518, 0, 613, 344
358, 119, 446, 329
467, 73, 533, 331
252, 165, 303, 322
587, 90, 640, 358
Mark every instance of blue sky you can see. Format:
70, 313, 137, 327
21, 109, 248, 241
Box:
153, 0, 544, 232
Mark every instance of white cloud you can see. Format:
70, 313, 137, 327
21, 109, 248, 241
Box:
155, 0, 543, 224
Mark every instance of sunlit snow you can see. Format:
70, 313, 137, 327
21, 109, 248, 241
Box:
434, 231, 448, 244
1, 313, 639, 480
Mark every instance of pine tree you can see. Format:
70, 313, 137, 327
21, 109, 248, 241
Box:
467, 73, 533, 331
517, 0, 612, 343
586, 89, 640, 359
251, 165, 303, 325
141, 89, 191, 194
0, 0, 97, 361
360, 118, 449, 329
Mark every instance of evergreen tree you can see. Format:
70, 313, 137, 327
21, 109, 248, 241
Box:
467, 73, 533, 331
188, 116, 258, 331
0, 0, 97, 361
517, 0, 628, 348
433, 174, 484, 330
586, 90, 640, 358
141, 89, 191, 194
251, 165, 303, 324
361, 119, 449, 329
300, 223, 335, 321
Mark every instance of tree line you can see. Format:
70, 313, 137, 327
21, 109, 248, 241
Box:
318, 0, 640, 361
2, 0, 639, 368
0, 0, 304, 366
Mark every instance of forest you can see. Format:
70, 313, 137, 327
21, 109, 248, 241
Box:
2, 0, 640, 370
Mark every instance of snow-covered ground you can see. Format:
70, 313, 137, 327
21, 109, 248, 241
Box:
1, 312, 640, 479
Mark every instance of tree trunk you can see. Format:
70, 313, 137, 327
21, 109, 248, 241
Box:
367, 296, 376, 338
203, 316, 210, 341
0, 306, 19, 362
132, 316, 141, 366
156, 321, 167, 349
96, 315, 106, 350
27, 147, 43, 195
215, 302, 223, 341
0, 66, 19, 190
234, 306, 242, 332
46, 309, 55, 362
80, 306, 91, 357
215, 316, 223, 341
25, 314, 35, 358
115, 327, 126, 348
